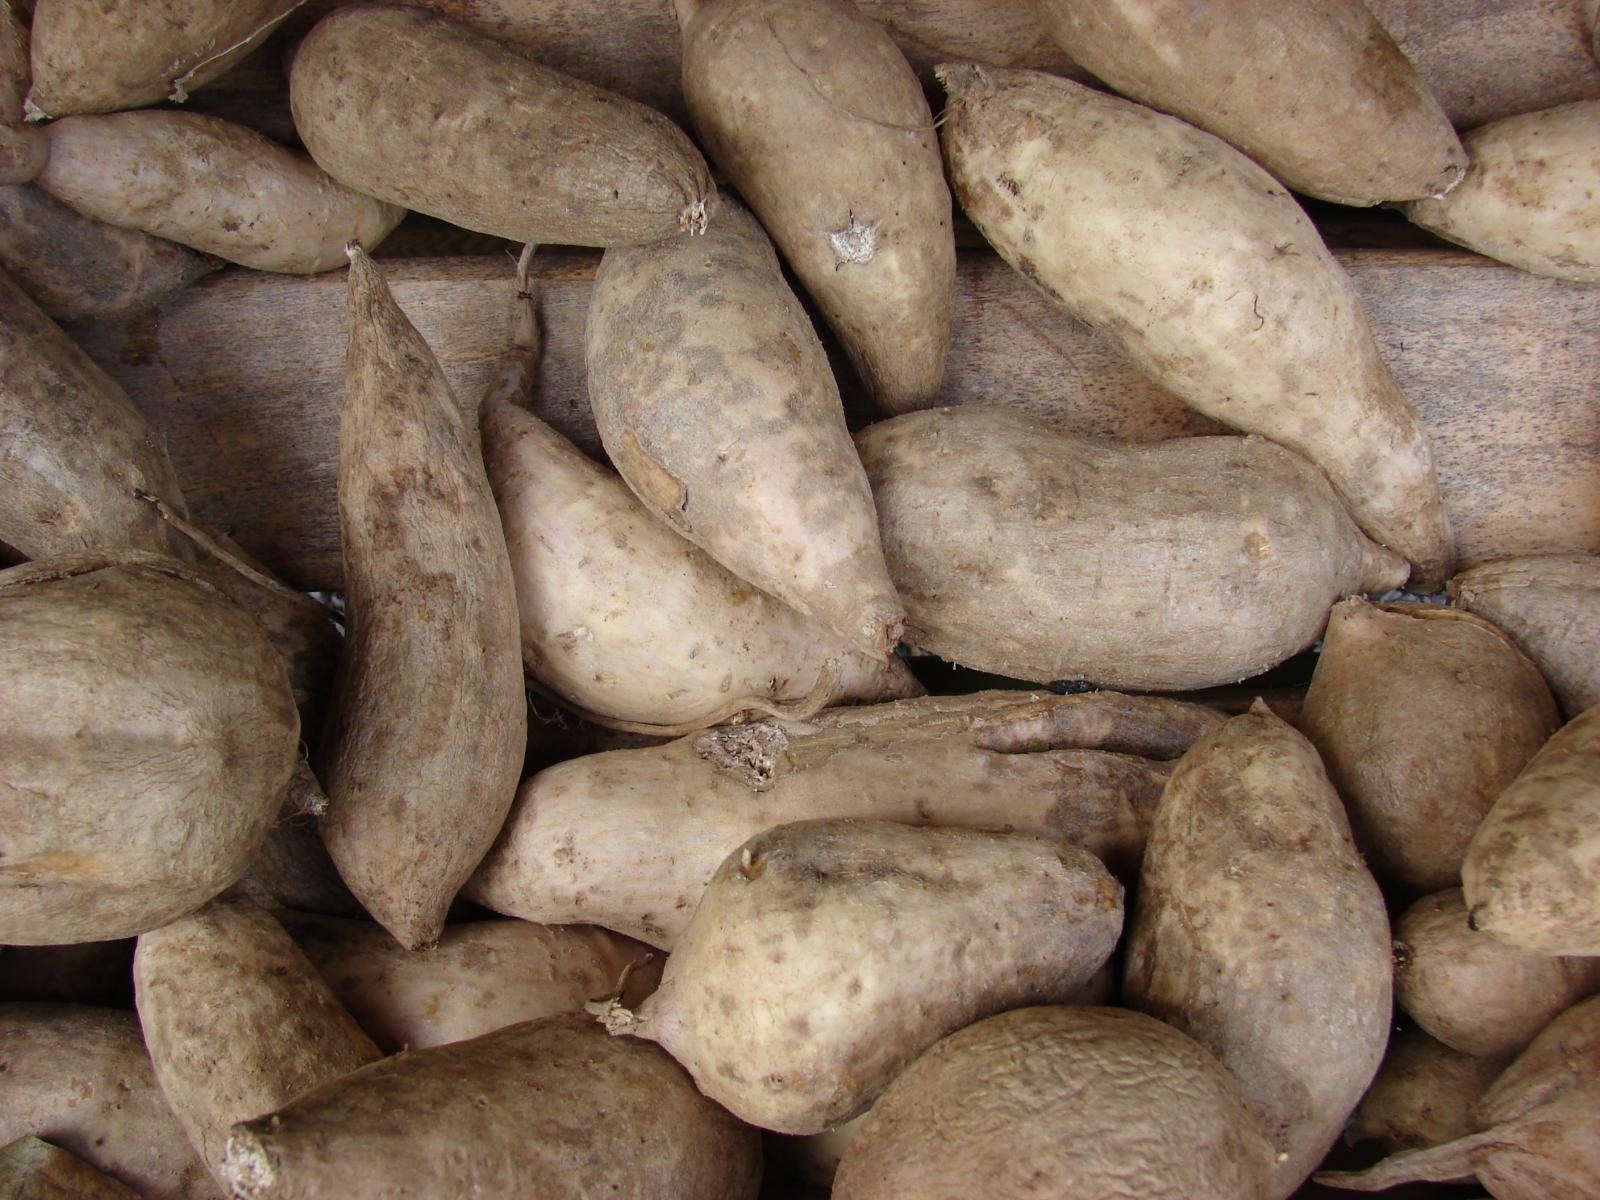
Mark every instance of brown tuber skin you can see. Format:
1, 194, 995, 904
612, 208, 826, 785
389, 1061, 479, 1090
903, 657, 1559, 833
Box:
1299, 599, 1561, 895
467, 689, 1221, 946
289, 5, 714, 247
0, 1136, 143, 1199
598, 818, 1124, 1134
219, 1014, 763, 1200
832, 1006, 1274, 1200
1345, 1028, 1510, 1155
133, 896, 383, 1191
857, 406, 1407, 689
316, 246, 526, 950
1030, 0, 1466, 206
1451, 554, 1600, 719
0, 184, 219, 321
0, 553, 299, 944
1393, 888, 1600, 1059
1, 3, 46, 185
25, 0, 304, 117
937, 63, 1454, 588
1463, 703, 1600, 956
0, 1004, 221, 1199
36, 112, 405, 273
677, 0, 955, 414
1124, 703, 1393, 1200
587, 197, 905, 659
1318, 993, 1600, 1195
280, 912, 663, 1052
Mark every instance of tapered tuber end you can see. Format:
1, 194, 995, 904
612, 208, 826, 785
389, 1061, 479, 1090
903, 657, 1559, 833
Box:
1359, 539, 1412, 596
21, 94, 48, 123
345, 240, 365, 263
680, 198, 709, 236
220, 1128, 278, 1199
1313, 1130, 1490, 1190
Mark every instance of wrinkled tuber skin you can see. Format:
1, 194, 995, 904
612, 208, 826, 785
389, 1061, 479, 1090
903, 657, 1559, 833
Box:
133, 896, 383, 1190
832, 1006, 1274, 1200
0, 553, 299, 944
280, 912, 662, 1052
289, 5, 713, 247
483, 344, 921, 727
0, 1004, 222, 1200
25, 0, 303, 117
1, 4, 46, 185
1451, 555, 1600, 719
0, 1136, 143, 1198
0, 267, 189, 560
219, 1014, 763, 1200
1318, 993, 1600, 1195
1346, 1028, 1509, 1155
938, 64, 1453, 588
0, 184, 219, 321
1030, 0, 1465, 206
1399, 101, 1600, 283
1463, 704, 1600, 955
317, 247, 526, 951
1394, 888, 1600, 1059
37, 111, 405, 273
857, 407, 1407, 689
600, 818, 1124, 1134
678, 0, 954, 414
1300, 600, 1561, 894
467, 689, 1221, 946
586, 196, 904, 659
1123, 704, 1393, 1200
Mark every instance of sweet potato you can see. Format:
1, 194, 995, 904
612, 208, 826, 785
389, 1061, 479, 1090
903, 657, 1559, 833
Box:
467, 689, 1220, 945
677, 0, 954, 413
0, 1136, 142, 1199
1124, 703, 1392, 1200
856, 407, 1406, 689
588, 197, 903, 657
1463, 703, 1600, 955
0, 552, 299, 944
133, 896, 382, 1191
1393, 888, 1600, 1059
0, 1004, 220, 1199
1, 3, 45, 184
25, 0, 303, 117
1318, 993, 1600, 1195
316, 246, 525, 950
0, 184, 218, 320
219, 1014, 762, 1200
281, 912, 662, 1052
1346, 1028, 1509, 1155
1031, 0, 1464, 206
1399, 101, 1600, 282
1451, 555, 1600, 718
596, 818, 1123, 1133
289, 5, 713, 247
832, 1006, 1273, 1200
36, 111, 403, 273
938, 64, 1453, 587
1299, 599, 1561, 894
482, 256, 920, 727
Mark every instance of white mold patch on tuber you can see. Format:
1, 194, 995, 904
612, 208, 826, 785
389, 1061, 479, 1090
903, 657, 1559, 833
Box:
827, 214, 878, 268
220, 1129, 278, 1199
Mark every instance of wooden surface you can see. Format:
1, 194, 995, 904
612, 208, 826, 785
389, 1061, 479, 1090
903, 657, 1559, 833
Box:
216, 0, 1600, 134
68, 248, 1600, 594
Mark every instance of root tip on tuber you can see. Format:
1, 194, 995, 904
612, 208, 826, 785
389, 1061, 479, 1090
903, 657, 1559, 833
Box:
680, 198, 709, 237
585, 995, 646, 1037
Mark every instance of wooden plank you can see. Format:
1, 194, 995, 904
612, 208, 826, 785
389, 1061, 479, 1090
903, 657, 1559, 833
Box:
252, 0, 1598, 132
67, 249, 1599, 594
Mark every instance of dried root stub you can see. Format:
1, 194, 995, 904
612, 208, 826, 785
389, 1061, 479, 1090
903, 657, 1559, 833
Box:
832, 1006, 1274, 1200
1318, 993, 1600, 1196
0, 552, 299, 945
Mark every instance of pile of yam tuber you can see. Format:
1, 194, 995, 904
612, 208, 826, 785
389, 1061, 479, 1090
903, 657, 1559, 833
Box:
2, 0, 1599, 1197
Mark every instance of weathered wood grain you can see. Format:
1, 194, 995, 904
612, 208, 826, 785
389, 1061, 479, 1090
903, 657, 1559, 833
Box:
66, 248, 1599, 593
